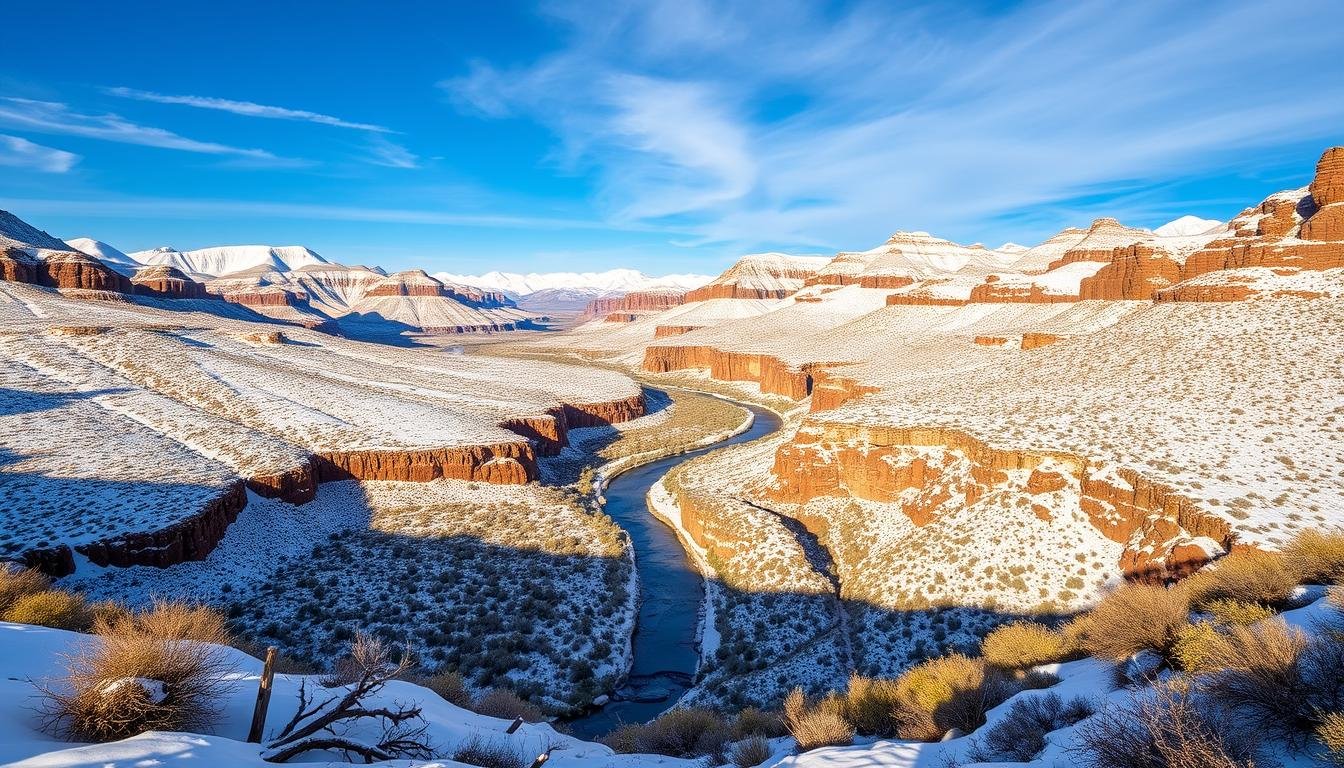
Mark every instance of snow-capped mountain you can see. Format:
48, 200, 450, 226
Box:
64, 237, 143, 276
1153, 215, 1224, 237
129, 245, 330, 279
435, 268, 712, 298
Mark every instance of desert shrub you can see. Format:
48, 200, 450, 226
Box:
1282, 529, 1344, 585
473, 688, 544, 722
39, 613, 236, 741
1172, 622, 1221, 674
5, 589, 90, 630
783, 688, 854, 751
1072, 683, 1260, 768
100, 600, 232, 644
602, 708, 730, 758
452, 736, 525, 768
731, 735, 773, 768
421, 671, 472, 708
967, 692, 1094, 762
980, 621, 1074, 669
733, 706, 787, 738
1203, 598, 1275, 626
0, 566, 51, 612
893, 653, 1016, 741
1181, 551, 1295, 610
1076, 584, 1189, 662
1318, 712, 1344, 764
1196, 620, 1316, 739
838, 673, 903, 736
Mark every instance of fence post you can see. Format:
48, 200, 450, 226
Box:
247, 646, 278, 744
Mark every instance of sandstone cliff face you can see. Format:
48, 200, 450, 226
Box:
4, 250, 134, 293
1077, 244, 1183, 300
131, 265, 211, 299
654, 325, 703, 338
222, 287, 302, 306
24, 481, 251, 577
969, 279, 1080, 303
316, 444, 537, 484
643, 345, 813, 398
603, 313, 639, 323
582, 290, 685, 317
765, 420, 1233, 582
1309, 146, 1344, 208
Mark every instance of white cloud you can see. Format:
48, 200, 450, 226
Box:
366, 136, 419, 169
0, 134, 78, 173
0, 98, 282, 160
443, 0, 1344, 250
105, 87, 393, 133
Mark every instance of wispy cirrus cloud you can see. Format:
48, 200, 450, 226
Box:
0, 195, 667, 232
366, 136, 419, 169
0, 134, 78, 173
105, 86, 393, 133
443, 0, 1344, 251
0, 97, 283, 160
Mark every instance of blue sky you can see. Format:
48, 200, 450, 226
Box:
1, 0, 1342, 275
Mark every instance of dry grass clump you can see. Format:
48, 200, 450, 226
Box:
731, 735, 774, 768
966, 692, 1094, 762
98, 599, 232, 644
38, 602, 237, 742
452, 735, 526, 768
1181, 551, 1296, 610
1196, 619, 1344, 741
1075, 584, 1189, 663
1072, 683, 1260, 768
892, 654, 1013, 740
733, 706, 787, 738
420, 670, 472, 708
1282, 529, 1344, 585
601, 708, 730, 758
1171, 622, 1221, 674
783, 688, 854, 751
472, 688, 544, 722
5, 589, 91, 630
1318, 711, 1344, 764
833, 673, 903, 735
980, 621, 1075, 669
1202, 598, 1275, 626
0, 566, 51, 612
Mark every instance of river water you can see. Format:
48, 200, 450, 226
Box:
565, 401, 782, 739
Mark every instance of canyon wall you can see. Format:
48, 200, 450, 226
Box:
643, 345, 814, 398
582, 290, 685, 317
765, 420, 1234, 582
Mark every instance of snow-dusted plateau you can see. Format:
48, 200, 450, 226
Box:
2, 147, 1344, 767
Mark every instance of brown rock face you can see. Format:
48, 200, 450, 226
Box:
1078, 245, 1183, 300
582, 290, 685, 317
683, 284, 791, 302
500, 393, 647, 456
643, 345, 814, 398
603, 313, 640, 323
11, 251, 133, 293
654, 325, 703, 338
974, 336, 1009, 346
809, 369, 879, 412
969, 281, 1079, 304
1301, 202, 1344, 241
222, 288, 301, 307
247, 458, 320, 504
1309, 146, 1344, 207
1021, 332, 1061, 350
1, 247, 36, 283
131, 265, 211, 299
857, 275, 916, 290
317, 444, 537, 484
71, 482, 249, 573
766, 420, 1234, 582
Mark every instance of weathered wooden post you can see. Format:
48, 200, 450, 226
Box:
505, 716, 525, 734
247, 646, 278, 744
528, 750, 551, 768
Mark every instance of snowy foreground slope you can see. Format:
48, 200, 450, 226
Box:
4, 587, 1340, 767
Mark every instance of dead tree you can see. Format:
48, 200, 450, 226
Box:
262, 635, 433, 763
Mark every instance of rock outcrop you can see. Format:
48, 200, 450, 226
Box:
766, 420, 1234, 582
582, 290, 685, 317
654, 325, 703, 338
643, 345, 814, 398
26, 481, 250, 577
131, 265, 211, 299
316, 444, 537, 484
683, 253, 827, 302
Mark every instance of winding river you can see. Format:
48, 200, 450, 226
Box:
566, 400, 783, 739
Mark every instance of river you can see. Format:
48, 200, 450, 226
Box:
565, 400, 783, 739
